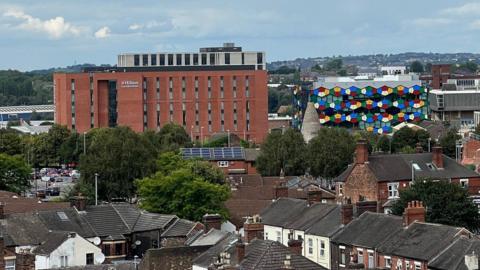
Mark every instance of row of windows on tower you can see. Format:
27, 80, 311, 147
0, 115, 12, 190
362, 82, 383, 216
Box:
133, 52, 263, 67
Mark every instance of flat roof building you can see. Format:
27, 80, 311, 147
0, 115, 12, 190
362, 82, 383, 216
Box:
54, 44, 268, 143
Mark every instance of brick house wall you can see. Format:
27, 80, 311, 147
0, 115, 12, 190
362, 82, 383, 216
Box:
338, 164, 378, 204
139, 245, 210, 270
377, 254, 427, 270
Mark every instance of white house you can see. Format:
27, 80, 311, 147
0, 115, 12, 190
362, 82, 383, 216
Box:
261, 198, 343, 269
33, 232, 104, 269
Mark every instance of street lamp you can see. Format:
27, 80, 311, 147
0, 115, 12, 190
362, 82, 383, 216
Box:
190, 125, 194, 143
83, 131, 87, 155
428, 138, 431, 152
227, 130, 230, 147
94, 173, 99, 206
200, 127, 204, 146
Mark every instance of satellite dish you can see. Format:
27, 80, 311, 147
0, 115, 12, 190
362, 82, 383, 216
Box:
92, 237, 101, 246
135, 240, 141, 246
95, 253, 105, 264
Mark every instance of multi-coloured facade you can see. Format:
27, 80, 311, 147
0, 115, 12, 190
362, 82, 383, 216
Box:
294, 75, 428, 134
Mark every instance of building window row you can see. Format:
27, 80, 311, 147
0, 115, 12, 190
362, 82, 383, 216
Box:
71, 79, 76, 130
133, 52, 260, 67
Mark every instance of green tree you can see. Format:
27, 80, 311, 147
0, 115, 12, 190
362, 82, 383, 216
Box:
376, 135, 391, 153
256, 129, 306, 176
391, 179, 480, 232
156, 123, 192, 153
0, 129, 23, 156
398, 145, 415, 154
410, 61, 424, 73
136, 163, 230, 221
391, 127, 431, 153
79, 127, 157, 201
307, 128, 355, 178
474, 123, 480, 136
439, 128, 461, 158
325, 58, 343, 71
0, 153, 31, 193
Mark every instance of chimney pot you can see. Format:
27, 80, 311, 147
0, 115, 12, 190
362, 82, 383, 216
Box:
274, 185, 288, 199
403, 200, 426, 226
243, 216, 264, 243
287, 239, 303, 255
203, 213, 222, 232
341, 203, 354, 225
355, 139, 369, 164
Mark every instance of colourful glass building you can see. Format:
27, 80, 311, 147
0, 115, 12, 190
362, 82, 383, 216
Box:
294, 75, 428, 134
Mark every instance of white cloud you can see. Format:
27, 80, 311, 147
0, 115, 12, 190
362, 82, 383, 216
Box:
3, 9, 83, 38
441, 2, 480, 16
128, 24, 141, 30
94, 26, 110, 38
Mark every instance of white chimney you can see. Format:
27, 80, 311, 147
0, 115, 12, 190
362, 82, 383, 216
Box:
465, 252, 479, 270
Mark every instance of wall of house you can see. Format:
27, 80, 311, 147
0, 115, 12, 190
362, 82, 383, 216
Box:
330, 243, 353, 270
140, 245, 210, 270
451, 177, 480, 195
133, 230, 162, 257
377, 254, 427, 270
341, 165, 378, 204
293, 230, 305, 254
35, 235, 103, 269
263, 225, 283, 243
304, 234, 331, 269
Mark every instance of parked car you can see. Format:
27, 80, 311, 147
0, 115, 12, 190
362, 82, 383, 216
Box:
36, 190, 46, 199
46, 187, 60, 196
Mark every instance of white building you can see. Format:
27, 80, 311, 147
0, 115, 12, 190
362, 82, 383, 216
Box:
261, 198, 342, 269
33, 232, 103, 269
117, 43, 266, 71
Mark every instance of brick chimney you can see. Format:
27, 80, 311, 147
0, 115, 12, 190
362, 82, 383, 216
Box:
415, 143, 423, 153
274, 185, 288, 199
70, 194, 87, 211
236, 240, 245, 263
243, 215, 264, 243
403, 201, 426, 226
341, 203, 354, 225
280, 255, 294, 270
287, 239, 303, 255
355, 201, 378, 216
202, 214, 222, 232
0, 202, 5, 219
355, 140, 368, 164
307, 189, 322, 205
432, 146, 444, 169
15, 250, 35, 270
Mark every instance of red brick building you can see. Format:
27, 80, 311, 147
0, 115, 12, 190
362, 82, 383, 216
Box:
54, 45, 268, 143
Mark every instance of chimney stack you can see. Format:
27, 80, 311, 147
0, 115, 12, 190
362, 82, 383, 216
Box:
355, 201, 378, 215
287, 239, 303, 255
432, 146, 444, 169
70, 194, 87, 211
403, 201, 426, 226
236, 240, 245, 263
341, 203, 354, 225
15, 250, 35, 270
355, 140, 368, 164
274, 185, 288, 199
243, 215, 264, 243
203, 214, 222, 232
307, 189, 322, 205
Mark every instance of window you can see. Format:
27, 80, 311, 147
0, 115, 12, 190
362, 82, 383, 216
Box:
151, 54, 157, 66
220, 76, 224, 98
134, 55, 140, 66
184, 54, 190, 65
265, 232, 269, 240
182, 77, 186, 99
193, 54, 199, 65
159, 54, 165, 65
225, 53, 230, 64
86, 253, 94, 265
218, 161, 229, 167
338, 183, 343, 196
339, 246, 346, 266
319, 240, 325, 257
388, 182, 399, 198
60, 256, 68, 267
396, 259, 403, 270
5, 259, 15, 270
241, 53, 245, 64
209, 53, 215, 65
169, 78, 173, 99
357, 249, 364, 264
307, 239, 313, 255
245, 76, 250, 97
208, 76, 212, 98
195, 77, 199, 99
201, 53, 207, 65
176, 54, 182, 65
168, 54, 174, 65
276, 231, 281, 242
115, 243, 123, 255
142, 54, 148, 66
257, 52, 263, 64
103, 244, 111, 256
460, 179, 469, 188
414, 261, 421, 270
385, 256, 391, 268
406, 261, 410, 270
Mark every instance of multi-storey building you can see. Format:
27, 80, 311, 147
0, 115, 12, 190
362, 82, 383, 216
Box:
53, 43, 268, 143
294, 73, 428, 134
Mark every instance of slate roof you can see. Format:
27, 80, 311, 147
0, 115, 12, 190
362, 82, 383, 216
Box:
161, 219, 197, 237
131, 212, 176, 232
284, 203, 338, 232
111, 204, 141, 230
336, 153, 479, 182
32, 231, 71, 255
260, 198, 308, 227
0, 190, 69, 215
377, 222, 469, 261
191, 234, 239, 268
37, 209, 96, 238
188, 229, 230, 246
84, 205, 130, 238
429, 236, 480, 270
49, 263, 136, 270
305, 206, 343, 237
240, 239, 325, 270
2, 212, 50, 246
332, 212, 403, 248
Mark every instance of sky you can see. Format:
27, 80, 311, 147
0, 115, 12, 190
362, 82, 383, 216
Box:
1, 0, 480, 71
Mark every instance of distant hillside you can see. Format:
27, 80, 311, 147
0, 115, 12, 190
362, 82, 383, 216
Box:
267, 52, 480, 71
